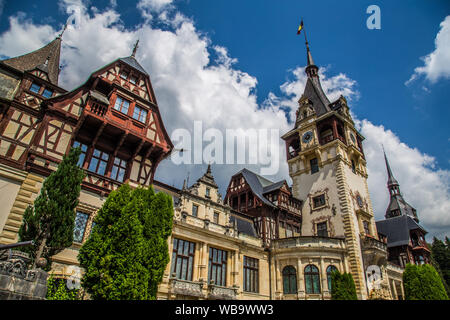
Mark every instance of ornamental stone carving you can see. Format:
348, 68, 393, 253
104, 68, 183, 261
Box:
208, 284, 237, 300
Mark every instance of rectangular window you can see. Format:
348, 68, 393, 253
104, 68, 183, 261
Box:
286, 224, 293, 238
208, 247, 227, 286
113, 96, 130, 115
72, 141, 88, 167
313, 194, 326, 208
110, 157, 127, 182
170, 238, 195, 281
132, 105, 148, 123
243, 256, 259, 293
213, 212, 219, 224
42, 88, 53, 98
30, 82, 41, 94
88, 149, 109, 175
310, 158, 319, 174
205, 187, 210, 198
73, 211, 89, 243
363, 221, 370, 235
192, 204, 198, 217
317, 222, 328, 237
130, 76, 137, 84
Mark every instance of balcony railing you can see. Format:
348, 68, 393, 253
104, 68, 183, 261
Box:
169, 278, 205, 298
207, 283, 238, 300
361, 235, 387, 253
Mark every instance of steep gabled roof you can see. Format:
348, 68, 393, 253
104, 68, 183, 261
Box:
119, 56, 149, 76
376, 215, 427, 248
1, 37, 62, 85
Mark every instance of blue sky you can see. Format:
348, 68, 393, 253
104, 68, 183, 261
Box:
0, 0, 449, 239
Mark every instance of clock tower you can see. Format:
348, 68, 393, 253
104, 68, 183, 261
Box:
281, 41, 383, 299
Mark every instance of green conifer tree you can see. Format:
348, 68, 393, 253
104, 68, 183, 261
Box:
330, 271, 358, 300
78, 184, 173, 300
403, 263, 448, 300
18, 147, 85, 270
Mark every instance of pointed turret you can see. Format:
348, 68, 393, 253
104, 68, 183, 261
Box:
1, 36, 62, 85
383, 148, 399, 189
383, 150, 419, 222
300, 36, 330, 116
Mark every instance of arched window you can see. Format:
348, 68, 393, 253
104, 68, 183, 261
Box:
326, 265, 338, 291
305, 264, 321, 294
282, 266, 297, 294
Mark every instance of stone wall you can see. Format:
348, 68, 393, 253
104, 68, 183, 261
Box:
0, 250, 48, 300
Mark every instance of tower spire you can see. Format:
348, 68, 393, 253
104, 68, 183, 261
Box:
301, 21, 318, 78
382, 146, 399, 188
132, 39, 139, 57
58, 23, 67, 39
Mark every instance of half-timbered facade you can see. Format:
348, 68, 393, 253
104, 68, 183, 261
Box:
224, 169, 302, 247
0, 36, 173, 272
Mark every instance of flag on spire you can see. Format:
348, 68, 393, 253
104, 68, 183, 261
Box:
297, 20, 304, 35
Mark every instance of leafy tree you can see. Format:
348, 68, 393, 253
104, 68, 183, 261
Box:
403, 263, 448, 300
46, 276, 79, 300
431, 237, 450, 293
78, 184, 173, 300
18, 147, 85, 270
330, 271, 358, 300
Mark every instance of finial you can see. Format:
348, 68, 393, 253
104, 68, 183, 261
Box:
132, 39, 139, 57
207, 162, 212, 174
58, 23, 68, 39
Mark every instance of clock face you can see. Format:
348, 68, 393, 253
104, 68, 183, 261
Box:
302, 131, 313, 143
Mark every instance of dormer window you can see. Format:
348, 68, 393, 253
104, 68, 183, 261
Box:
30, 82, 41, 94
42, 88, 53, 98
132, 105, 148, 123
114, 96, 130, 115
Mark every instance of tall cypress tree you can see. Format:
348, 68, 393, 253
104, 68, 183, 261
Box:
432, 237, 450, 290
78, 184, 173, 300
330, 271, 358, 300
403, 263, 448, 300
18, 147, 85, 270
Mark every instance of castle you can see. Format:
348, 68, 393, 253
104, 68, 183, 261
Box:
0, 29, 430, 300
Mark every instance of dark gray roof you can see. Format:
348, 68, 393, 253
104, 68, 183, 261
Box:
237, 168, 276, 208
2, 37, 62, 85
376, 215, 427, 248
386, 195, 418, 221
263, 180, 287, 194
303, 76, 330, 116
230, 214, 258, 237
119, 56, 148, 75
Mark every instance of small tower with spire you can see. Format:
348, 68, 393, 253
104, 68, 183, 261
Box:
383, 150, 419, 222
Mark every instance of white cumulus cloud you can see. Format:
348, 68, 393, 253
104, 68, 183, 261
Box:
406, 15, 450, 85
0, 1, 448, 240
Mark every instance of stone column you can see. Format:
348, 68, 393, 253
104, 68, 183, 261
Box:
391, 279, 398, 300
199, 242, 208, 282
275, 259, 282, 299
297, 259, 305, 299
192, 240, 201, 281
320, 258, 329, 298
399, 281, 405, 300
